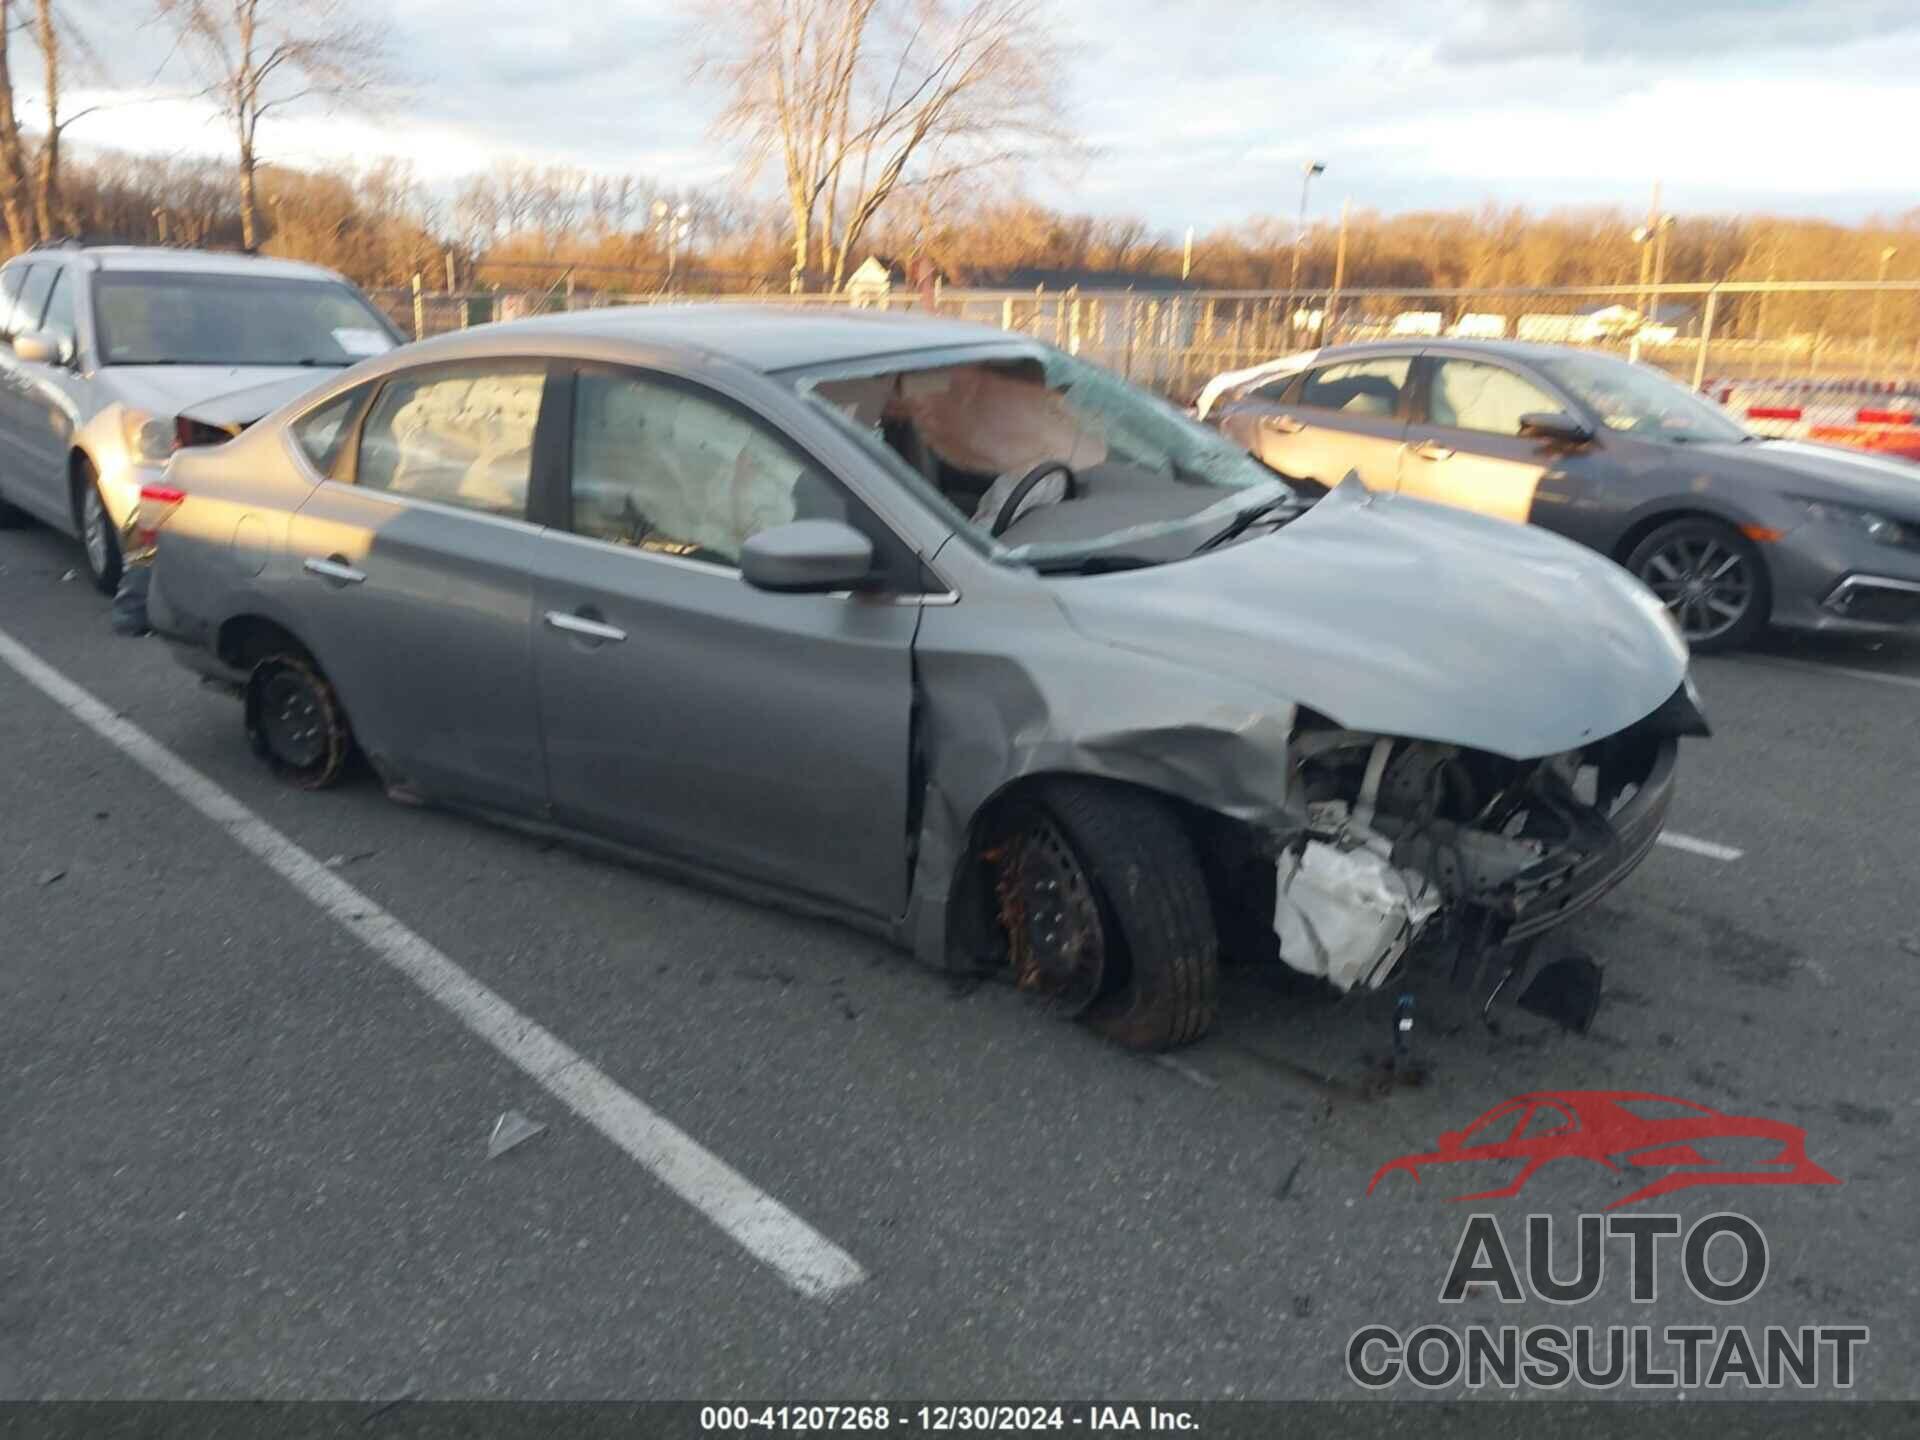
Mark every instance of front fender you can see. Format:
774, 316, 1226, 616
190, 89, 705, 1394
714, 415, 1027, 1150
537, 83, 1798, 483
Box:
902, 621, 1301, 968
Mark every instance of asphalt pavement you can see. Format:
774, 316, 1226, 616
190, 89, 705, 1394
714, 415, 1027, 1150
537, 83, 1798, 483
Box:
3, 517, 1916, 1403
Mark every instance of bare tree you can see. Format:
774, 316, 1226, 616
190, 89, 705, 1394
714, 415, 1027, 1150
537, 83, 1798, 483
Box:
31, 0, 107, 240
694, 0, 1076, 290
0, 0, 37, 247
152, 0, 389, 250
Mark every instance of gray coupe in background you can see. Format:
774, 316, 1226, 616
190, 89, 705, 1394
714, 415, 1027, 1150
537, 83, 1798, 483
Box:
145, 308, 1706, 1048
1209, 340, 1920, 650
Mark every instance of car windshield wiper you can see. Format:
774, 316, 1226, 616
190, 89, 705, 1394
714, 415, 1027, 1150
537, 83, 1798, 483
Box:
1025, 552, 1162, 575
293, 357, 353, 366
1193, 496, 1299, 553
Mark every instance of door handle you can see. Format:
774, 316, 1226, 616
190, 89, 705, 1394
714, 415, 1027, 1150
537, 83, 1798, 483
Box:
543, 609, 627, 644
1262, 415, 1306, 435
1410, 441, 1455, 461
303, 555, 366, 585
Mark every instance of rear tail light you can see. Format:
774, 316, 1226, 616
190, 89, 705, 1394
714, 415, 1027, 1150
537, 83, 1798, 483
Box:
132, 482, 187, 551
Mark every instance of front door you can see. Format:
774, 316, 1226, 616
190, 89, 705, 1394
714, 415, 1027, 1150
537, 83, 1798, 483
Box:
0, 263, 69, 524
284, 360, 556, 815
1397, 356, 1567, 525
528, 363, 920, 919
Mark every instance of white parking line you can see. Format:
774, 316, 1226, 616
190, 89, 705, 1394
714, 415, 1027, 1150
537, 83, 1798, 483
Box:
1656, 831, 1745, 863
1744, 654, 1920, 694
0, 626, 866, 1301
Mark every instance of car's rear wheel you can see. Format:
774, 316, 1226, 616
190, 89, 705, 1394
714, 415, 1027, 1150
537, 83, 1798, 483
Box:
245, 653, 353, 790
1625, 518, 1767, 653
987, 780, 1219, 1050
75, 460, 122, 595
0, 491, 28, 528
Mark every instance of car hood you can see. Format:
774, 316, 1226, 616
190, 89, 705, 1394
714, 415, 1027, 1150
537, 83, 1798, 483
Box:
1694, 437, 1920, 516
1055, 480, 1689, 760
105, 366, 338, 427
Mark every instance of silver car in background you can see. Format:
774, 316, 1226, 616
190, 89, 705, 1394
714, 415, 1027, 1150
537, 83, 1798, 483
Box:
145, 307, 1707, 1050
0, 243, 401, 592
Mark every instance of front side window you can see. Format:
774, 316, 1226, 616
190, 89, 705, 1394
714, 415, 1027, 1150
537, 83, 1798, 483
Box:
356, 365, 545, 519
0, 265, 31, 338
13, 265, 55, 338
1425, 359, 1560, 436
91, 271, 398, 368
570, 368, 846, 567
1296, 357, 1411, 418
38, 271, 75, 358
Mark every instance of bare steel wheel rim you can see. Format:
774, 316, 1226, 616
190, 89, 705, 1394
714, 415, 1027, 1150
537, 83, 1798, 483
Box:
1639, 535, 1752, 643
260, 671, 328, 770
987, 814, 1107, 1015
82, 484, 109, 575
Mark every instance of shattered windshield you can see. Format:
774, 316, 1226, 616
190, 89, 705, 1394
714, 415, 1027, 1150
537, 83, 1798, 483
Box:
803, 344, 1291, 569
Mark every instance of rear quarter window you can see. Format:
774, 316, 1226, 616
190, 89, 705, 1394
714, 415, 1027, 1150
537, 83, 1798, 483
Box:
290, 385, 371, 476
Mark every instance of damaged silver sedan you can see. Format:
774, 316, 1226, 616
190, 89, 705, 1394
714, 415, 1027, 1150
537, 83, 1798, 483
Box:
144, 307, 1707, 1050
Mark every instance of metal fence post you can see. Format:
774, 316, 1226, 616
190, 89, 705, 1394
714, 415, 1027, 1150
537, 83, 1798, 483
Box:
411, 273, 424, 339
1691, 287, 1719, 391
1002, 296, 1014, 333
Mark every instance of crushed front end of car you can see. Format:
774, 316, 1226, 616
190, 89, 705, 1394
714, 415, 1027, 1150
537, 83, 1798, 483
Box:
1265, 676, 1707, 1025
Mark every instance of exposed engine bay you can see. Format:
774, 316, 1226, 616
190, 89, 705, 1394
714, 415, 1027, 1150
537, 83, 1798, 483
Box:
1270, 704, 1689, 1009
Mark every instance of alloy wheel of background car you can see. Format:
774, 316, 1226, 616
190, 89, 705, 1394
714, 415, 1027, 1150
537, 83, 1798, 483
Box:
77, 466, 122, 595
245, 653, 353, 790
1626, 519, 1766, 653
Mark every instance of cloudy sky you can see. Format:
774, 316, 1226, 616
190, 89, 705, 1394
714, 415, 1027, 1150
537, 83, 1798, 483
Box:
44, 0, 1920, 231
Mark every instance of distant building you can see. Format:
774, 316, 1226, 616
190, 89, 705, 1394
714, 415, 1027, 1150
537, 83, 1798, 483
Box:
1448, 312, 1509, 339
842, 255, 895, 306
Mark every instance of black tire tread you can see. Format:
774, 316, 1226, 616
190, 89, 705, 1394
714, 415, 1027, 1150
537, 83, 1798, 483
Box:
1037, 778, 1219, 1050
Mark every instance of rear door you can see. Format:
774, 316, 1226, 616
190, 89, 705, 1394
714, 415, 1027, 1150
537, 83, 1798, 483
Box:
1397, 355, 1569, 525
1221, 353, 1416, 492
527, 361, 922, 919
284, 359, 556, 815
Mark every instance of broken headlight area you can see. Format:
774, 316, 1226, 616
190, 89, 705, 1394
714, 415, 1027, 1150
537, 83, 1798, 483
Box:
1269, 692, 1691, 1004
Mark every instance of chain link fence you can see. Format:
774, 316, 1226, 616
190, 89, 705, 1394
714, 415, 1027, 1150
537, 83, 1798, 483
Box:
367, 277, 1920, 406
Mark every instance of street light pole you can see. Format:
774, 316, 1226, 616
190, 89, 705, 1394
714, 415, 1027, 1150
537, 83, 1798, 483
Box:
1868, 245, 1896, 372
1285, 160, 1325, 342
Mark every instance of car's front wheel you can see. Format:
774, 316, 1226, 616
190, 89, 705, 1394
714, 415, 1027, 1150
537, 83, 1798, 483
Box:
988, 779, 1220, 1050
1625, 517, 1767, 653
75, 459, 122, 595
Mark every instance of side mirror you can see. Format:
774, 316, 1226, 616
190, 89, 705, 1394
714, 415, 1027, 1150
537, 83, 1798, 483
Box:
740, 519, 875, 594
1518, 410, 1591, 444
13, 331, 58, 365
1438, 1130, 1464, 1151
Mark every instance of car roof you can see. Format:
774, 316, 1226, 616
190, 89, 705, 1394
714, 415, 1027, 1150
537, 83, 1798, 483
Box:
1309, 337, 1608, 366
6, 245, 348, 283
415, 303, 1024, 374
